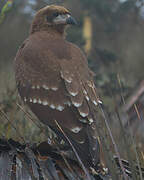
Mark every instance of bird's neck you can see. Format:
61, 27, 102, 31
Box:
30, 24, 66, 38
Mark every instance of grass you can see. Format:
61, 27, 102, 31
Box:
0, 61, 144, 179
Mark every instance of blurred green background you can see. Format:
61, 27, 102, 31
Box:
0, 0, 144, 159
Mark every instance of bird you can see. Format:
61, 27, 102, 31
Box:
14, 5, 102, 169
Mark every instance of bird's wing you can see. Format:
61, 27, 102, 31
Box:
59, 42, 102, 166
59, 42, 101, 124
14, 36, 69, 105
14, 36, 101, 167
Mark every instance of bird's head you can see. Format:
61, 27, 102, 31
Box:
30, 5, 77, 35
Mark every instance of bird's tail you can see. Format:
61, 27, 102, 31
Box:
66, 126, 101, 170
52, 121, 101, 170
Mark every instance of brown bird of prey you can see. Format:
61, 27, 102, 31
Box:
14, 5, 102, 169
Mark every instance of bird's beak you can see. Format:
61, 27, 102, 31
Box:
66, 16, 77, 25
53, 14, 77, 25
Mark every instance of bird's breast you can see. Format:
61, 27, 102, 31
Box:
31, 33, 72, 60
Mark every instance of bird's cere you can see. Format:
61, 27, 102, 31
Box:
66, 15, 77, 25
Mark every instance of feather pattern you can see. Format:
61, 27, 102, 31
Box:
14, 5, 101, 169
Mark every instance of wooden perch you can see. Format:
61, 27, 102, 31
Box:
0, 138, 108, 180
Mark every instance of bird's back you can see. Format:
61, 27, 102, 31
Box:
15, 31, 101, 168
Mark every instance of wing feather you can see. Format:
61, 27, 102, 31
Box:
14, 34, 101, 168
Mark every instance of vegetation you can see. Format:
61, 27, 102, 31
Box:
0, 0, 144, 179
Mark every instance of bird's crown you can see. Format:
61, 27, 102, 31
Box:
38, 5, 70, 16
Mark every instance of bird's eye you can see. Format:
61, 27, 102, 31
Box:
53, 12, 59, 17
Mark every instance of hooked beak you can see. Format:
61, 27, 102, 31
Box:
53, 14, 77, 25
66, 16, 77, 25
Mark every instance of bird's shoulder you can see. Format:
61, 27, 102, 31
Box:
65, 41, 88, 63
15, 32, 87, 64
